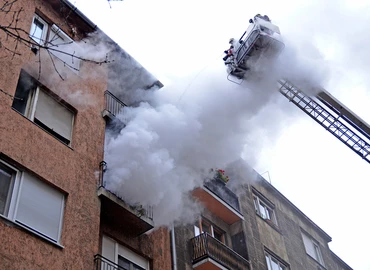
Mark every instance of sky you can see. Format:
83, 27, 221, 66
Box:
69, 0, 369, 268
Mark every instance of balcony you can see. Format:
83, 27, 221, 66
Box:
102, 90, 127, 120
193, 179, 243, 225
98, 161, 154, 236
94, 254, 123, 270
190, 233, 250, 270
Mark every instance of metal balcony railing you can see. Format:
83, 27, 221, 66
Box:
98, 161, 154, 220
94, 254, 124, 270
190, 233, 250, 270
204, 178, 241, 212
104, 90, 127, 117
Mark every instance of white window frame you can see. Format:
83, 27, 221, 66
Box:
0, 160, 65, 245
29, 15, 48, 45
194, 217, 225, 244
253, 194, 277, 225
48, 24, 80, 72
29, 14, 80, 73
13, 83, 75, 146
301, 231, 325, 266
102, 235, 149, 270
265, 250, 288, 270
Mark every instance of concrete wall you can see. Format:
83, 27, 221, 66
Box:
242, 175, 352, 270
174, 174, 352, 270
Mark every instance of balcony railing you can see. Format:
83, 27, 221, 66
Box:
190, 233, 250, 270
104, 90, 127, 117
204, 178, 241, 212
94, 254, 124, 270
98, 161, 154, 232
98, 161, 153, 221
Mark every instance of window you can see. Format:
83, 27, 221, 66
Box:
265, 250, 288, 270
30, 15, 48, 45
253, 192, 277, 225
194, 218, 225, 243
0, 160, 65, 244
29, 14, 80, 72
48, 24, 80, 71
12, 71, 75, 145
301, 232, 325, 266
102, 235, 149, 270
118, 256, 145, 270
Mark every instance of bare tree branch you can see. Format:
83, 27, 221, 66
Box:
0, 0, 111, 84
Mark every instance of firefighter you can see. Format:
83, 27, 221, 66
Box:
223, 38, 235, 62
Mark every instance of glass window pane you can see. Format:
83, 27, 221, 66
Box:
259, 203, 267, 219
213, 230, 223, 242
118, 256, 130, 270
267, 207, 274, 220
271, 258, 279, 270
30, 19, 44, 44
302, 233, 317, 260
15, 172, 64, 242
202, 222, 211, 235
265, 254, 272, 270
194, 225, 200, 236
0, 164, 14, 216
253, 196, 259, 213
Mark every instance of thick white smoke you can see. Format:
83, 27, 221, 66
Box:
103, 37, 326, 226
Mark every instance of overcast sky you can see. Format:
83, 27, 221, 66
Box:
71, 0, 370, 268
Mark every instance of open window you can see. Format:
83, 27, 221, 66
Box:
48, 24, 80, 72
252, 189, 278, 226
194, 217, 225, 244
12, 71, 75, 145
265, 249, 289, 270
29, 14, 80, 72
29, 15, 48, 45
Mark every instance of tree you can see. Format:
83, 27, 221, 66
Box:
0, 0, 111, 99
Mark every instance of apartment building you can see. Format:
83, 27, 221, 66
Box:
173, 168, 353, 270
0, 1, 353, 270
0, 0, 170, 269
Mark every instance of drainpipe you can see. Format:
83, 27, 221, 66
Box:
170, 224, 177, 270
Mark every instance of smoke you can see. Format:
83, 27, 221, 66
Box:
97, 1, 357, 228
103, 42, 318, 226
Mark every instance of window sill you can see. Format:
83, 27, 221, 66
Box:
256, 214, 281, 234
306, 253, 327, 269
0, 214, 64, 249
11, 108, 74, 151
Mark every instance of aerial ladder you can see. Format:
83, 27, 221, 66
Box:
225, 14, 370, 164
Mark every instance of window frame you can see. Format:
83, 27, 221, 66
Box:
0, 159, 65, 246
12, 71, 76, 146
29, 14, 48, 45
264, 249, 289, 270
102, 235, 149, 270
194, 217, 226, 244
253, 192, 277, 226
301, 231, 325, 266
118, 255, 145, 270
29, 14, 80, 73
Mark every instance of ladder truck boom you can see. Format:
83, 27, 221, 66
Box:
278, 80, 370, 164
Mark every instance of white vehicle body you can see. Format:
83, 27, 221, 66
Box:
227, 16, 284, 79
